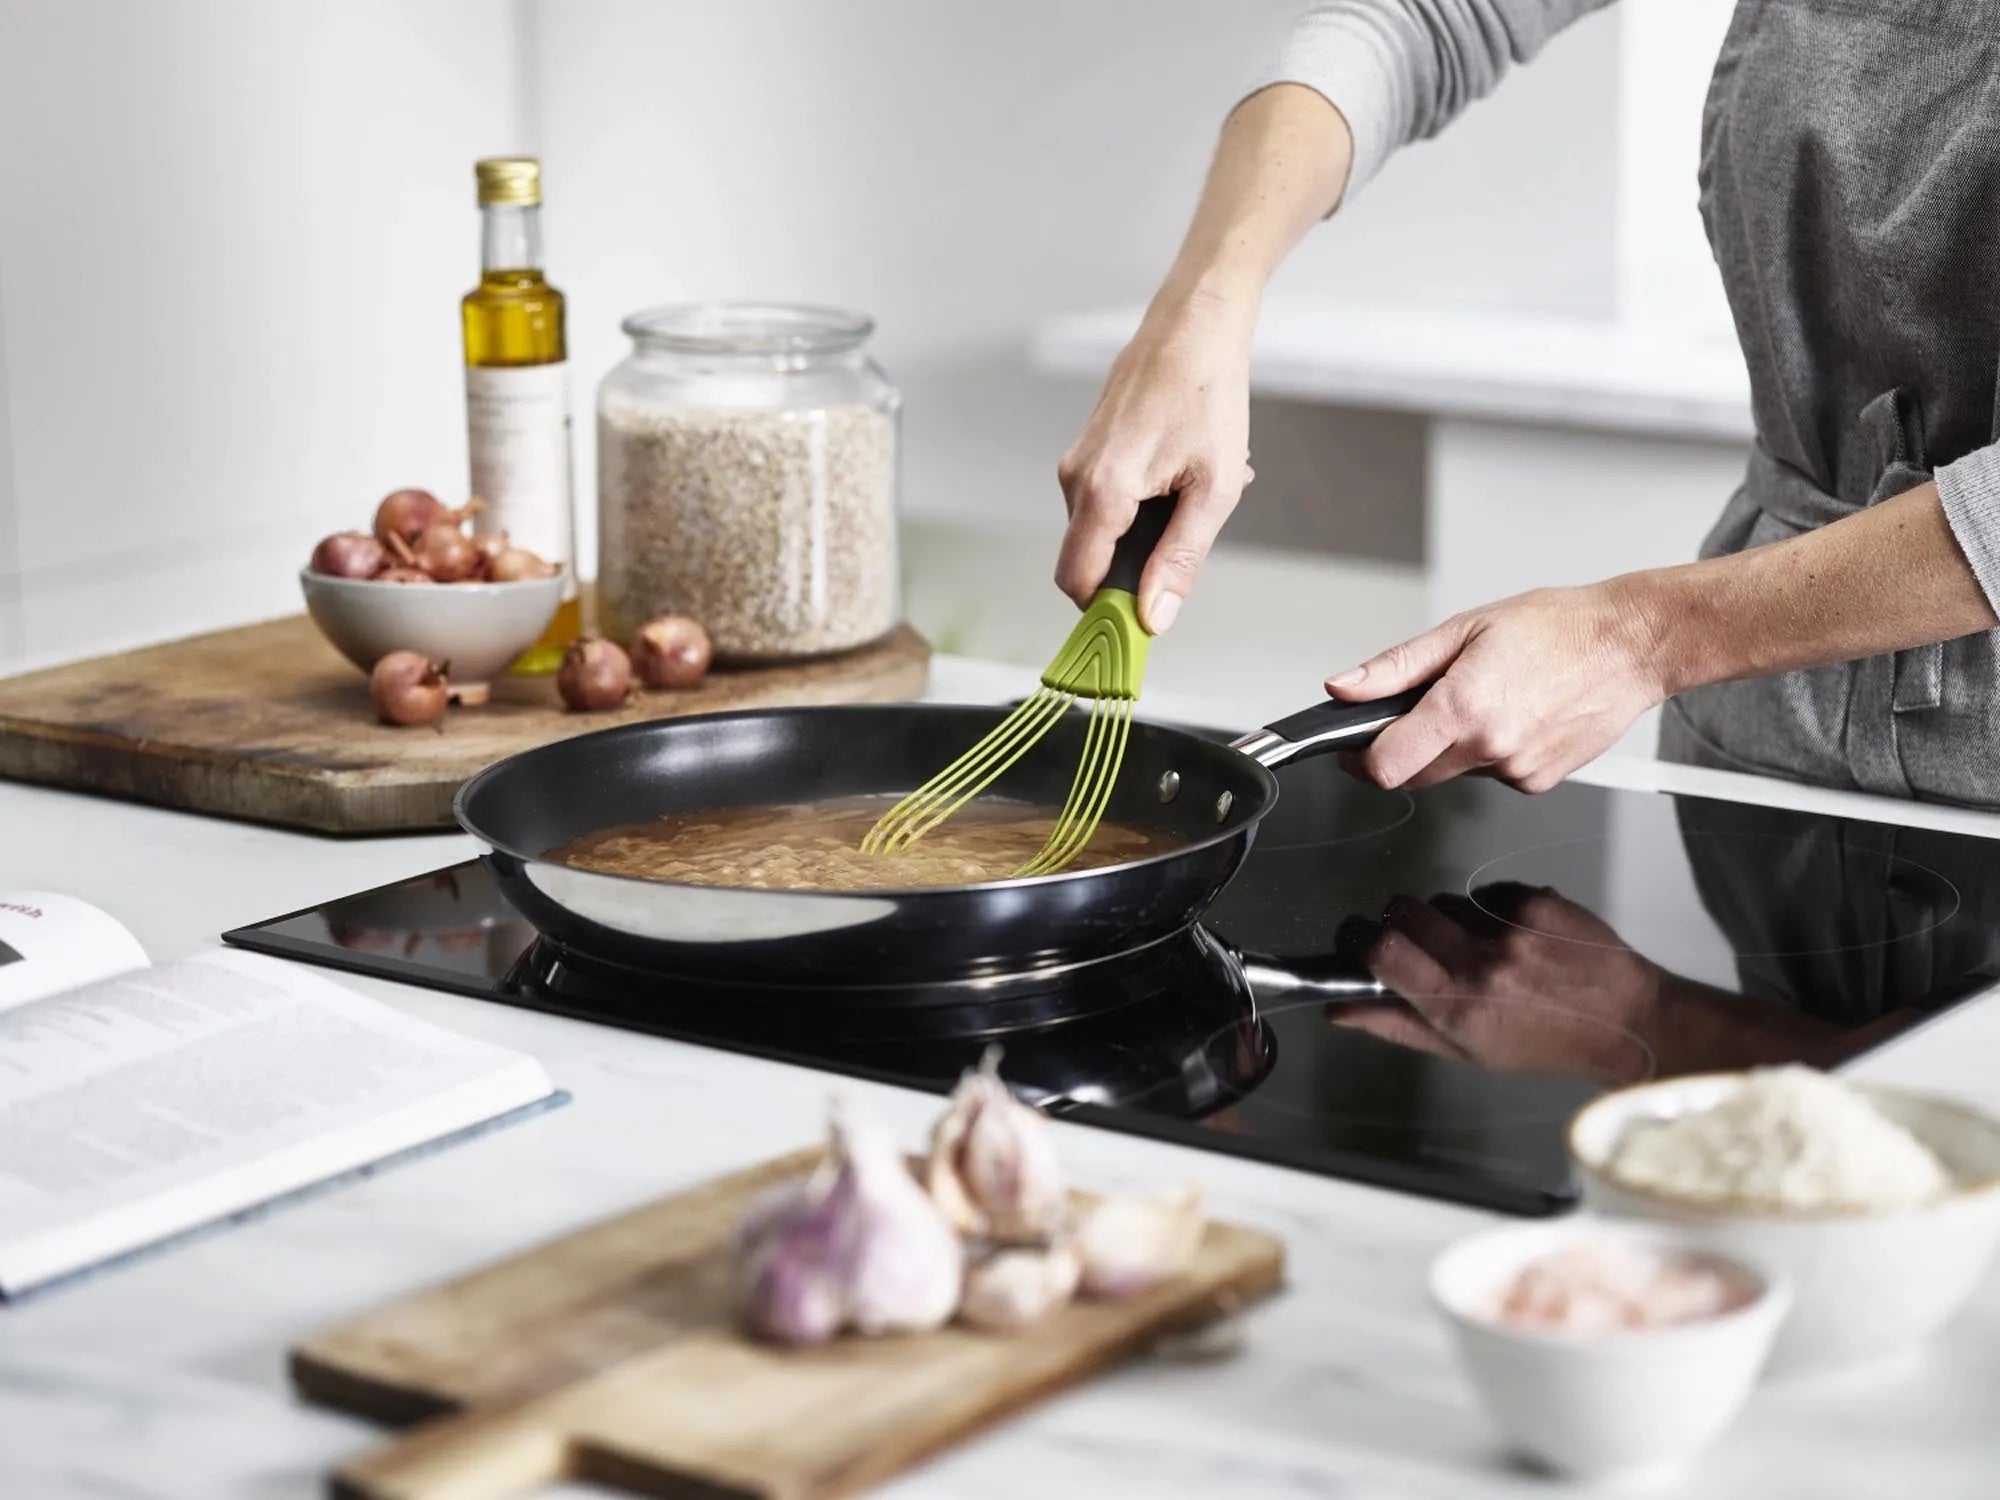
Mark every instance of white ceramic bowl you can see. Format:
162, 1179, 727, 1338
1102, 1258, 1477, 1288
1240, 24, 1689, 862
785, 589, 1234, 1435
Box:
1431, 1220, 1788, 1485
1567, 1074, 2000, 1380
299, 568, 564, 694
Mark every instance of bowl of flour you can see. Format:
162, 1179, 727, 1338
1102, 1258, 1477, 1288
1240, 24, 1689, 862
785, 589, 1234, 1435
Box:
1567, 1066, 2000, 1378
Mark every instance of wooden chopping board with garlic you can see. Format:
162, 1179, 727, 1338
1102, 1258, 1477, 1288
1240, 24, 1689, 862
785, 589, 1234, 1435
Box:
301, 1054, 1284, 1500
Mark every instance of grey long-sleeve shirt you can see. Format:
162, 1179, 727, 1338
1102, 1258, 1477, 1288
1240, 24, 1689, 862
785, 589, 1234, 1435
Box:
1249, 0, 1614, 201
1250, 0, 2000, 619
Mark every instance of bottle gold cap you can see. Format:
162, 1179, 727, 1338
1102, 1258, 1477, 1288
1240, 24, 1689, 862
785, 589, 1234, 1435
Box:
475, 157, 541, 207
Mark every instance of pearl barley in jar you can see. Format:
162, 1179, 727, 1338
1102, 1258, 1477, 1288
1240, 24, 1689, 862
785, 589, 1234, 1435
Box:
597, 304, 901, 659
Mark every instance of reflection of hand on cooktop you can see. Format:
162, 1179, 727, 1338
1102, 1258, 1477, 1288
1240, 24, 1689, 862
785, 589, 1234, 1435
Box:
331, 922, 491, 955
1332, 882, 1905, 1079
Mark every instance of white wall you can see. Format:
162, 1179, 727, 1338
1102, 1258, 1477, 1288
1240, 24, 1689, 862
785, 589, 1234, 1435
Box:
533, 0, 1625, 566
0, 0, 1716, 674
0, 0, 521, 670
0, 261, 19, 667
1615, 0, 1736, 344
1275, 5, 1623, 319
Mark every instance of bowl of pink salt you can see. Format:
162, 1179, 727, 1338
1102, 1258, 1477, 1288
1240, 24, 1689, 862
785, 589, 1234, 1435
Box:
1430, 1221, 1788, 1486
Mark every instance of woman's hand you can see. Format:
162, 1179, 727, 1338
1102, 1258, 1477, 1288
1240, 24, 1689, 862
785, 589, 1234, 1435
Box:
1335, 882, 1880, 1076
1330, 578, 1670, 793
1331, 885, 1667, 1080
1054, 290, 1256, 634
1052, 83, 1355, 632
1324, 478, 2000, 797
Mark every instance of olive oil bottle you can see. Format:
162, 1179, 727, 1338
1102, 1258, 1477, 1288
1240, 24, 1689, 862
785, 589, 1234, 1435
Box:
463, 156, 579, 672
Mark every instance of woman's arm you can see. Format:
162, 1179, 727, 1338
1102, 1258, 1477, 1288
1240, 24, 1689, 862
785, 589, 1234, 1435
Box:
1659, 480, 1997, 691
1331, 478, 2000, 792
1056, 0, 1616, 632
1157, 84, 1356, 303
1053, 84, 1352, 633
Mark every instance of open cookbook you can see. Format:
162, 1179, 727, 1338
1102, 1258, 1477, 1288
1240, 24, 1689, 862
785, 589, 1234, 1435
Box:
0, 892, 558, 1299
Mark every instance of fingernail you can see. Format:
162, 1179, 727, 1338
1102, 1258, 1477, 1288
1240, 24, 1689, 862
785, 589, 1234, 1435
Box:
1146, 590, 1182, 634
1328, 666, 1366, 689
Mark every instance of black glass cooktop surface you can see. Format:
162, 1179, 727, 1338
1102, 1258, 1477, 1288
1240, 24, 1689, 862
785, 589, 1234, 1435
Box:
225, 751, 2000, 1215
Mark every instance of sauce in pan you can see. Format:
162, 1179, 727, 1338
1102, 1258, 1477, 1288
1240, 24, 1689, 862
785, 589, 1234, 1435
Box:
545, 795, 1181, 891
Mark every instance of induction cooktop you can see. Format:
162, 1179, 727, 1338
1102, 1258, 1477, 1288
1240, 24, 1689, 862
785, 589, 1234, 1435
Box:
225, 745, 2000, 1215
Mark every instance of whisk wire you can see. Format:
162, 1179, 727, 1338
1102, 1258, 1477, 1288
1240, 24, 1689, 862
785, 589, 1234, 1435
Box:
1017, 684, 1133, 877
860, 687, 1069, 856
1020, 659, 1109, 867
860, 496, 1171, 875
858, 685, 1074, 856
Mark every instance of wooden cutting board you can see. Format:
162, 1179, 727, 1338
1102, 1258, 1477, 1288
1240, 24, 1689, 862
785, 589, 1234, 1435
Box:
0, 617, 930, 834
297, 1149, 1285, 1500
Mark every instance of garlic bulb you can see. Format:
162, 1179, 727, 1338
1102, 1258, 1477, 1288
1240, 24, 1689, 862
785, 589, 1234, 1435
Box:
733, 1178, 808, 1252
960, 1242, 1082, 1331
840, 1121, 965, 1337
734, 1100, 963, 1345
1075, 1185, 1206, 1299
927, 1047, 1068, 1244
734, 1184, 848, 1346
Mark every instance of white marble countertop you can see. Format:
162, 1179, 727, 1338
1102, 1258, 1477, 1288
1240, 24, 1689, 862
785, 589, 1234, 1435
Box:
2, 657, 1996, 1500
1032, 300, 1756, 443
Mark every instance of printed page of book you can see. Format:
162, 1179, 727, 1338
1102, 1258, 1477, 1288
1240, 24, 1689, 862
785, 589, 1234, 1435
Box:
0, 893, 149, 1013
0, 946, 552, 1295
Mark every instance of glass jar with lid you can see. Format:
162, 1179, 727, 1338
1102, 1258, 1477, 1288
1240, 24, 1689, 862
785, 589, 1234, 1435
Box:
596, 303, 901, 660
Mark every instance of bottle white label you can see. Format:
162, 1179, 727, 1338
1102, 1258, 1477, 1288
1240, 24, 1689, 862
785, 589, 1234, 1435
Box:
465, 362, 573, 565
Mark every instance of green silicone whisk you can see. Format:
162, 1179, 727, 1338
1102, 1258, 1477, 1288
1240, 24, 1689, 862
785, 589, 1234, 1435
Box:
860, 495, 1176, 876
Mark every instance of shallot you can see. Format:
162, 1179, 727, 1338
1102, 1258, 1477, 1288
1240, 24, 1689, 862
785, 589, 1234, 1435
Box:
370, 651, 450, 727
374, 565, 434, 584
413, 522, 480, 583
927, 1047, 1067, 1244
488, 546, 558, 583
470, 530, 512, 578
310, 531, 385, 579
372, 488, 445, 546
734, 1099, 963, 1346
631, 614, 713, 690
372, 489, 479, 547
557, 637, 632, 711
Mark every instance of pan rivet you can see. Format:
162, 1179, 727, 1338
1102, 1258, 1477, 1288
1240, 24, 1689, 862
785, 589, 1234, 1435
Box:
1213, 790, 1234, 823
1157, 770, 1181, 802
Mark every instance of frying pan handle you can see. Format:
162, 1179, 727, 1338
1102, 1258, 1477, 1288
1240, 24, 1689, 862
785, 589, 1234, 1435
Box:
1099, 494, 1180, 596
1230, 687, 1430, 770
1233, 947, 1387, 1002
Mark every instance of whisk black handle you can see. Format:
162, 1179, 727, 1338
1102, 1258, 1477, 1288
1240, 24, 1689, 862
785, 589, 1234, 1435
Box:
1101, 494, 1181, 596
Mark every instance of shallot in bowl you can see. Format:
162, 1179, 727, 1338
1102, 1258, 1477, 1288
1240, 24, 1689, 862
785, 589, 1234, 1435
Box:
300, 568, 564, 700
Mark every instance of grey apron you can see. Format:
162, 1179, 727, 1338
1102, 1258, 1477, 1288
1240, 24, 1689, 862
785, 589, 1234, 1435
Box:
1659, 0, 2000, 806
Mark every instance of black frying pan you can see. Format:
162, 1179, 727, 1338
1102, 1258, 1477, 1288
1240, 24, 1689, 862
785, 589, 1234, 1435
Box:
454, 689, 1423, 988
